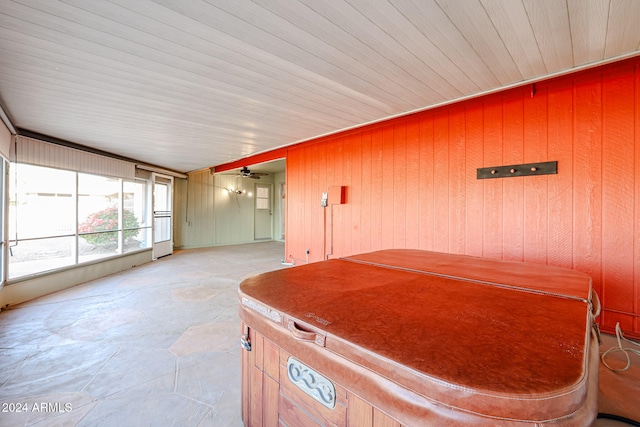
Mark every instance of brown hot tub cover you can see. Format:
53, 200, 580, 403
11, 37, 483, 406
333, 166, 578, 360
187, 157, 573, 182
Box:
239, 249, 600, 426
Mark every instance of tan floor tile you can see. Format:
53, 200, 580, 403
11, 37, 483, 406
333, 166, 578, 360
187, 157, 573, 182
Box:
76, 393, 210, 427
54, 308, 146, 341
169, 322, 238, 356
171, 286, 220, 302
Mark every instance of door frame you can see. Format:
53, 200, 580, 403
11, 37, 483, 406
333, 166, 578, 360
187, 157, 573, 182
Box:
152, 173, 174, 259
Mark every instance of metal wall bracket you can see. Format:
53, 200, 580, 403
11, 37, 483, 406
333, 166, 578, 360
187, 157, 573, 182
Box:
477, 161, 557, 179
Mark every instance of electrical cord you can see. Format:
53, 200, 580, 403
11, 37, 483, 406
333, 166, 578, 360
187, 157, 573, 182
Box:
597, 322, 640, 426
597, 413, 640, 426
601, 322, 640, 372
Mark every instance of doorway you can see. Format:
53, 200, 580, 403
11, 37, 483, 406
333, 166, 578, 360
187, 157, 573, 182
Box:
279, 182, 286, 241
152, 173, 173, 259
254, 183, 272, 240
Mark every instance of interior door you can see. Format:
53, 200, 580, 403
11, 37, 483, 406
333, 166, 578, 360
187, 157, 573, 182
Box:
279, 182, 286, 241
152, 173, 173, 259
254, 183, 272, 240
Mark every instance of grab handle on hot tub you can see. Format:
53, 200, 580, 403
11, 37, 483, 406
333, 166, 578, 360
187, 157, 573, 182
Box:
288, 319, 326, 347
590, 292, 602, 346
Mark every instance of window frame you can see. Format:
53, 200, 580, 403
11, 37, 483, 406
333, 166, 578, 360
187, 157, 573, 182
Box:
7, 163, 152, 281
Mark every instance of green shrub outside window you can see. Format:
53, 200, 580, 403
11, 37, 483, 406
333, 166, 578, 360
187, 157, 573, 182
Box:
79, 206, 140, 245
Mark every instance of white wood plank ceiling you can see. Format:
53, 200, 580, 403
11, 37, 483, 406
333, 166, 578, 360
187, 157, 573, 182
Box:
1, 0, 639, 173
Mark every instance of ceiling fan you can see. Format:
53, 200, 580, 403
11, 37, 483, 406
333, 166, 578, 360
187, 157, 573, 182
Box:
235, 166, 268, 179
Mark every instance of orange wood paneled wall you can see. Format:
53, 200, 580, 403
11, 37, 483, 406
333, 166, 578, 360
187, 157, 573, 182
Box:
283, 57, 640, 338
219, 57, 640, 337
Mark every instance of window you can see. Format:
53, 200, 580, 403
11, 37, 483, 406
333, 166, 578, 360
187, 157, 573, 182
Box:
9, 164, 77, 277
256, 186, 270, 210
78, 173, 121, 263
153, 180, 171, 243
123, 180, 151, 253
8, 163, 151, 279
0, 159, 7, 285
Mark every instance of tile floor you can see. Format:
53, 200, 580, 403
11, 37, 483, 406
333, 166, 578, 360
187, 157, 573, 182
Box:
0, 241, 638, 426
0, 242, 289, 427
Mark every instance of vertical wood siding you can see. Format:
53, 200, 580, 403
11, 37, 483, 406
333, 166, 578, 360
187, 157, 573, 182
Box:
0, 121, 11, 160
175, 169, 278, 249
13, 136, 135, 179
175, 170, 216, 248
284, 57, 640, 337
